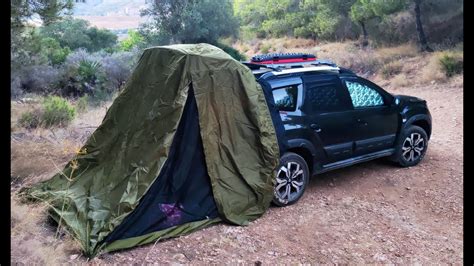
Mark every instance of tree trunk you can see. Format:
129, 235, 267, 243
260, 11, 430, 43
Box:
414, 0, 433, 52
360, 21, 368, 47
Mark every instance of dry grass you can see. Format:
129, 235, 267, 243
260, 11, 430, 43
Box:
391, 73, 410, 88
233, 37, 318, 59
11, 139, 72, 186
11, 99, 43, 131
381, 61, 403, 79
11, 196, 82, 265
12, 93, 111, 167
11, 100, 109, 263
375, 44, 418, 64
233, 39, 420, 77
11, 102, 108, 185
418, 52, 449, 85
232, 38, 461, 86
12, 38, 463, 264
316, 42, 381, 76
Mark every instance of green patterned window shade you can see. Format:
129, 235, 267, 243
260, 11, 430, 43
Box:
345, 80, 384, 108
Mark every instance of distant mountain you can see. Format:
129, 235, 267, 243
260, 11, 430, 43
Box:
72, 0, 152, 32
72, 0, 149, 16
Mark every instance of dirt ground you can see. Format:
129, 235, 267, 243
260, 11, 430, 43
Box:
11, 74, 463, 263
88, 77, 463, 264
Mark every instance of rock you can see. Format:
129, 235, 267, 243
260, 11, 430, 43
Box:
172, 253, 186, 261
405, 187, 411, 190
373, 253, 387, 261
210, 249, 219, 256
69, 254, 79, 260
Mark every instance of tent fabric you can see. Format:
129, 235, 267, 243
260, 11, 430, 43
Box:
103, 87, 219, 243
24, 43, 280, 257
258, 79, 288, 154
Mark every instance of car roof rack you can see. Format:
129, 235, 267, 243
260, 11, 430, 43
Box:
241, 62, 280, 71
273, 65, 340, 75
251, 52, 317, 64
243, 53, 338, 71
242, 52, 346, 80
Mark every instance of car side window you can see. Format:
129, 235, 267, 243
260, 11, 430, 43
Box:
344, 80, 384, 108
272, 85, 298, 112
303, 78, 352, 113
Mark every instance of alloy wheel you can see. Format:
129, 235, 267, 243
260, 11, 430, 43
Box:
275, 161, 305, 202
402, 132, 425, 162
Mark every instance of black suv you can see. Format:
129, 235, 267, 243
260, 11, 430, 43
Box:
245, 53, 432, 206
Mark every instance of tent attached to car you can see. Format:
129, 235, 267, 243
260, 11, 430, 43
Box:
24, 43, 280, 257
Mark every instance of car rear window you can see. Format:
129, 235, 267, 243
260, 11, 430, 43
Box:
272, 85, 298, 112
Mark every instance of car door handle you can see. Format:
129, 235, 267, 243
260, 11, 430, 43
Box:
357, 119, 368, 126
310, 124, 322, 132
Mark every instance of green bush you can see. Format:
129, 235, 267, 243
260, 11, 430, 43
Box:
42, 96, 76, 127
18, 109, 43, 129
439, 52, 463, 77
39, 37, 71, 65
78, 60, 103, 83
215, 42, 246, 61
119, 30, 145, 52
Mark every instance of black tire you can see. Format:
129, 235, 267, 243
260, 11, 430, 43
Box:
394, 125, 428, 167
272, 152, 309, 207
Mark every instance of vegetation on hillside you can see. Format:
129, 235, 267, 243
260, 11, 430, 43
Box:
233, 0, 462, 48
9, 2, 464, 264
11, 0, 463, 129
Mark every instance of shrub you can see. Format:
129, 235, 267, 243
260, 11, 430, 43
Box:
260, 43, 272, 54
11, 75, 23, 99
65, 48, 103, 66
60, 49, 139, 97
87, 88, 111, 107
20, 65, 62, 94
101, 50, 138, 91
76, 95, 89, 113
41, 96, 76, 127
18, 109, 43, 129
381, 61, 403, 79
60, 50, 106, 97
39, 37, 71, 65
419, 52, 447, 84
40, 18, 118, 52
439, 52, 463, 77
77, 59, 103, 85
119, 30, 144, 52
215, 42, 246, 61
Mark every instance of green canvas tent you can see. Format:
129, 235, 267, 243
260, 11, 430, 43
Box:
24, 43, 280, 257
